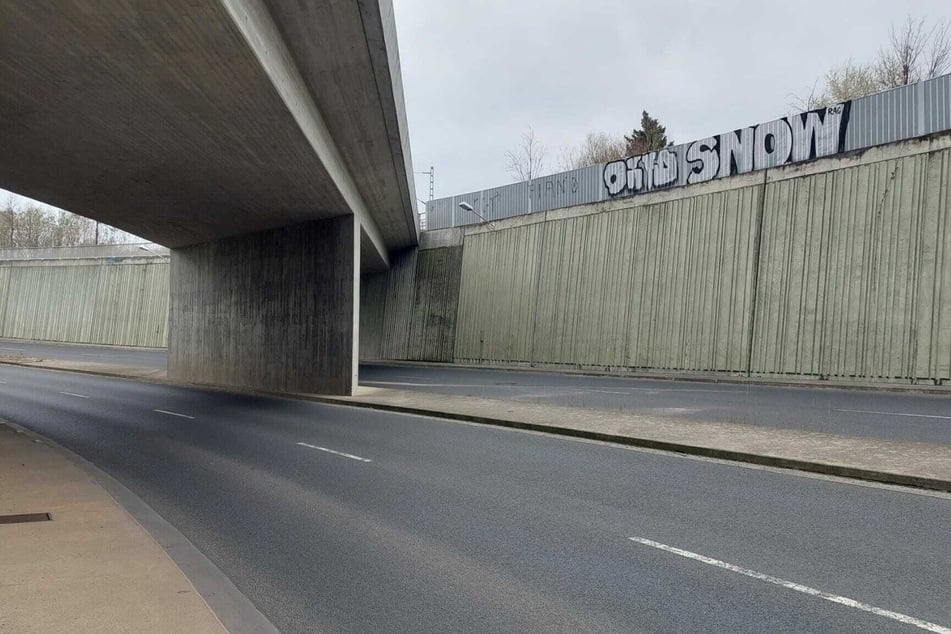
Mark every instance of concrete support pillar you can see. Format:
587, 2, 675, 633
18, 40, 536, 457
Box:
168, 216, 359, 395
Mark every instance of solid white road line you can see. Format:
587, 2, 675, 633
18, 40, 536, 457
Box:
588, 388, 720, 395
297, 442, 372, 463
628, 536, 951, 633
363, 381, 722, 395
361, 380, 489, 388
58, 391, 89, 399
0, 346, 24, 352
153, 409, 195, 420
835, 408, 951, 420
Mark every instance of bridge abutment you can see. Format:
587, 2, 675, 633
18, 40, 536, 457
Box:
168, 216, 359, 395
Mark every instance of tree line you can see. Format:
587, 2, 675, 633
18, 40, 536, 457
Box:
0, 195, 135, 249
507, 15, 950, 182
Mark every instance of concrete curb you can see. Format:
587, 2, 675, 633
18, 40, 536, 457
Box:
0, 336, 166, 353
1, 420, 278, 634
0, 358, 169, 382
362, 360, 951, 395
4, 358, 950, 494
299, 395, 951, 494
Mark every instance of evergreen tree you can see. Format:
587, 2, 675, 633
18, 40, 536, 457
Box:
624, 111, 670, 156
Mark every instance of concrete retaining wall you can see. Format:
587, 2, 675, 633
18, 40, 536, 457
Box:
752, 140, 951, 380
361, 236, 462, 363
364, 132, 951, 384
455, 182, 761, 371
5, 132, 950, 384
0, 254, 169, 348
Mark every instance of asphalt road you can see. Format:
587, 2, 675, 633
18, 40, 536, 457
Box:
1, 363, 949, 632
360, 364, 951, 445
4, 338, 951, 445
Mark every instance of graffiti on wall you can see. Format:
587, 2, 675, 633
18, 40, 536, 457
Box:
603, 102, 852, 198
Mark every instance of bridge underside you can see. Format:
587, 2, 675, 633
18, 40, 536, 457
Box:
0, 1, 418, 394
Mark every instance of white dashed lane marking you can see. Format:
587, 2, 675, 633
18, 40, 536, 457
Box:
628, 536, 951, 633
58, 391, 89, 399
153, 409, 195, 420
297, 442, 372, 463
835, 408, 951, 420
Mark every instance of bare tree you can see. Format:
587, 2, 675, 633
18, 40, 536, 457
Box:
559, 132, 628, 170
876, 16, 950, 86
0, 196, 140, 248
790, 60, 879, 110
791, 16, 951, 112
505, 127, 546, 181
925, 20, 951, 79
2, 194, 14, 246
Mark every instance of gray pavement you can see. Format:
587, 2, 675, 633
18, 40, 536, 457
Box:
5, 338, 951, 445
318, 386, 951, 492
359, 364, 951, 445
1, 363, 950, 633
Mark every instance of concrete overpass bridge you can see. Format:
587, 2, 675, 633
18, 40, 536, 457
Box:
0, 0, 418, 394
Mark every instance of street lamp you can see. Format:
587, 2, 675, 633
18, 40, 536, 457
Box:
458, 201, 490, 224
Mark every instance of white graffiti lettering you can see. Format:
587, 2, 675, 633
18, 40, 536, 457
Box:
603, 161, 627, 196
754, 118, 793, 169
653, 148, 679, 187
685, 136, 719, 185
788, 106, 843, 162
718, 126, 754, 178
604, 103, 850, 198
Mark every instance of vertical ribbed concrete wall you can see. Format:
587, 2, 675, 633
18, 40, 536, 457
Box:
367, 131, 951, 384
455, 183, 761, 371
360, 231, 462, 363
0, 258, 169, 347
751, 140, 951, 380
6, 134, 950, 386
408, 246, 464, 361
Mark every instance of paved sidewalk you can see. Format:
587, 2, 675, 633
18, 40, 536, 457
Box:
0, 423, 226, 634
307, 387, 951, 493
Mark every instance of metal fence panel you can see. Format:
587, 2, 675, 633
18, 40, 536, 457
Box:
845, 82, 917, 151
485, 181, 530, 220
920, 73, 951, 138
428, 72, 951, 230
529, 164, 605, 212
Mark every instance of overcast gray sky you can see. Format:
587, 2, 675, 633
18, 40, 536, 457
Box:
393, 0, 951, 203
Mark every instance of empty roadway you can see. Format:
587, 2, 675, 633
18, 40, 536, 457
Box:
3, 339, 951, 445
0, 339, 166, 370
1, 363, 949, 632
